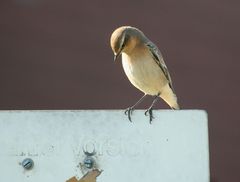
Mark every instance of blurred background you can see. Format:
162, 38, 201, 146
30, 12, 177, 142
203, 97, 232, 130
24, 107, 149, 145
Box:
0, 0, 239, 181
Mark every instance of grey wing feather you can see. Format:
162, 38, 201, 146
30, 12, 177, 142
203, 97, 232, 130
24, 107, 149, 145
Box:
146, 42, 174, 92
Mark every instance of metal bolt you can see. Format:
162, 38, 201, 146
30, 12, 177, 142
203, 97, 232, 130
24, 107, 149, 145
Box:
22, 158, 34, 170
83, 157, 95, 169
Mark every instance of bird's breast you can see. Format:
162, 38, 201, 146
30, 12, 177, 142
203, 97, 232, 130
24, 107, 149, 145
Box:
121, 52, 167, 95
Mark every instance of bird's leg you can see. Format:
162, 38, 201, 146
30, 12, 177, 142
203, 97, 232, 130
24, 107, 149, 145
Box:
125, 94, 147, 122
144, 94, 160, 124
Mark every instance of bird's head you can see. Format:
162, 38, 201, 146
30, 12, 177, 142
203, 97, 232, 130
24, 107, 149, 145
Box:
110, 26, 144, 61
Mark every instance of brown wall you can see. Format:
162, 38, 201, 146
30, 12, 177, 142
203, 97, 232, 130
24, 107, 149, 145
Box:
0, 0, 239, 181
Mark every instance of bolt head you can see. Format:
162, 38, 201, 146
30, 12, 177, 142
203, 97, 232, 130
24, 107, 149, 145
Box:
22, 158, 34, 170
83, 157, 94, 169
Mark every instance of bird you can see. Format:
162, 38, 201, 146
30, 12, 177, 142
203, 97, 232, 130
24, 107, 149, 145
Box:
110, 26, 180, 123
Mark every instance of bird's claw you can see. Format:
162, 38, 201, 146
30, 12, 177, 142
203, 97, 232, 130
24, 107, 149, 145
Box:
124, 107, 134, 122
144, 108, 154, 124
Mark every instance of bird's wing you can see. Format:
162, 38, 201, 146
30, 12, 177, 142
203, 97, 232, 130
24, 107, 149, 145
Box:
146, 42, 174, 91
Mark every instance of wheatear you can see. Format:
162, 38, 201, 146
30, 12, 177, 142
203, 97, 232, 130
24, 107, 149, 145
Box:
110, 26, 180, 123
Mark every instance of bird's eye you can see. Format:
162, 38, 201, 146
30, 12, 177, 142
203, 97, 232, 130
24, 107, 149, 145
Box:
121, 35, 129, 49
121, 42, 126, 48
119, 40, 126, 51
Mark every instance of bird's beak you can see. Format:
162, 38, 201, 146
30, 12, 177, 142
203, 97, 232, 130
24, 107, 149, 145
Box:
114, 52, 121, 62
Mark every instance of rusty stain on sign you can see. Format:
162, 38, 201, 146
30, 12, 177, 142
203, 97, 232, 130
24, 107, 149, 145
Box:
66, 169, 102, 182
66, 177, 78, 182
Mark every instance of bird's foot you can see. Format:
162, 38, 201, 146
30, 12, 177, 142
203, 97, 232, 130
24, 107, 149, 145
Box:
144, 108, 154, 124
124, 107, 134, 122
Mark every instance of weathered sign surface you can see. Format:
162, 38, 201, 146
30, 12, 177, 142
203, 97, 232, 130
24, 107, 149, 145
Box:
0, 110, 209, 182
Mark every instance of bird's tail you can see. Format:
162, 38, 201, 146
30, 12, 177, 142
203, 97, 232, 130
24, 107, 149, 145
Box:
160, 84, 180, 110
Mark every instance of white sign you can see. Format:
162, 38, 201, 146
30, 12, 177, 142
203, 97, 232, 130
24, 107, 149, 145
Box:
0, 110, 209, 182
